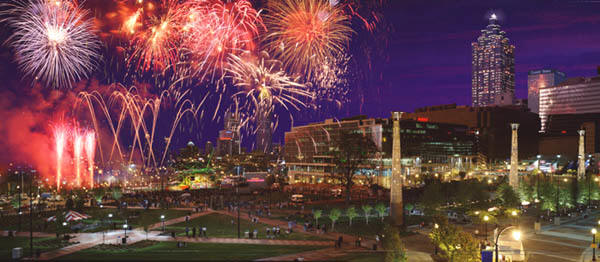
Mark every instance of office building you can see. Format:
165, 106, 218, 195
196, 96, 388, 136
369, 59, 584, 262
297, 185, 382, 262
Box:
471, 13, 515, 107
404, 104, 540, 163
539, 113, 600, 160
283, 116, 476, 187
527, 69, 566, 114
216, 112, 241, 156
255, 103, 273, 153
539, 74, 600, 131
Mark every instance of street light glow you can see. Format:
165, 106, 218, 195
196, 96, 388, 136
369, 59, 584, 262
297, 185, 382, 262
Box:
483, 215, 489, 221
592, 228, 597, 235
512, 230, 521, 240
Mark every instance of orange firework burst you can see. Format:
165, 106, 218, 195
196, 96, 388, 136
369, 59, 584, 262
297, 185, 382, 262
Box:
180, 0, 263, 81
128, 0, 181, 72
263, 0, 352, 78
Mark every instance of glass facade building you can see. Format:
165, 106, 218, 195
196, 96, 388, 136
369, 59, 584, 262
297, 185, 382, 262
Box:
283, 116, 476, 187
527, 69, 566, 114
471, 14, 515, 107
539, 76, 600, 131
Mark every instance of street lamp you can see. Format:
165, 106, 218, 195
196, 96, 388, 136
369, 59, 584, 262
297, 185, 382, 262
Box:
483, 215, 489, 240
511, 210, 519, 225
433, 223, 439, 255
494, 226, 521, 262
161, 215, 165, 232
592, 228, 597, 261
123, 224, 128, 238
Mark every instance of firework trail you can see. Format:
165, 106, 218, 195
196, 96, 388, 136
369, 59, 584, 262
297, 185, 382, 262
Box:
227, 52, 314, 134
128, 0, 181, 72
84, 130, 96, 188
263, 0, 352, 78
2, 0, 101, 88
78, 84, 200, 170
179, 0, 264, 81
74, 130, 83, 187
53, 124, 68, 191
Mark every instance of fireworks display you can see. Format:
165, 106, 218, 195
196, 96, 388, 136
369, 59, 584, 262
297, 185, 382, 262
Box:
263, 0, 352, 78
2, 0, 101, 88
0, 0, 391, 188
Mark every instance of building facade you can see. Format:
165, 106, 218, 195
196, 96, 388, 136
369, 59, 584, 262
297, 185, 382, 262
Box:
216, 112, 241, 156
539, 75, 600, 131
255, 102, 273, 153
404, 104, 540, 164
527, 69, 566, 114
283, 116, 476, 187
471, 14, 515, 107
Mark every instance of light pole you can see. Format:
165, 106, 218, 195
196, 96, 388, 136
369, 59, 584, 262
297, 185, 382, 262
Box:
592, 228, 597, 261
483, 215, 489, 240
433, 223, 439, 255
536, 155, 541, 202
161, 215, 165, 232
494, 226, 521, 262
511, 210, 519, 226
123, 224, 128, 238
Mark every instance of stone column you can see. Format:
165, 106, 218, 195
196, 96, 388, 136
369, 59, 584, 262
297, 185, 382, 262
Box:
578, 129, 586, 180
510, 123, 519, 189
390, 112, 403, 226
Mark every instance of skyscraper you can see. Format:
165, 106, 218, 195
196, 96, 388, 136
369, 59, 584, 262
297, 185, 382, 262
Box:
471, 13, 515, 107
527, 69, 566, 114
216, 111, 241, 156
255, 100, 273, 153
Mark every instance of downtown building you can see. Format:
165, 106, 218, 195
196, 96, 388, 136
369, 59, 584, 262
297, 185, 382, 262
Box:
283, 116, 476, 188
404, 104, 540, 166
216, 112, 241, 156
539, 72, 600, 132
527, 69, 566, 114
471, 14, 515, 107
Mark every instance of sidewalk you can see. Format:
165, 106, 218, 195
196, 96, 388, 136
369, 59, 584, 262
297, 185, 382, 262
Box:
146, 210, 213, 230
150, 235, 332, 246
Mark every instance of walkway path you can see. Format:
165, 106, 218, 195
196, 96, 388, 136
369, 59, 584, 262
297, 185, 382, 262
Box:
34, 210, 215, 260
150, 235, 332, 246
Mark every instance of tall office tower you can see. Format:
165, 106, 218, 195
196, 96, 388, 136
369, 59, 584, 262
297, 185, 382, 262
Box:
527, 69, 566, 114
217, 112, 241, 156
255, 101, 273, 153
471, 13, 515, 107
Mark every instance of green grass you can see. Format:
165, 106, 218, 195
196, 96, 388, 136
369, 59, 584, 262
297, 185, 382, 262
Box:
164, 213, 327, 241
57, 241, 323, 261
0, 208, 189, 234
0, 236, 72, 258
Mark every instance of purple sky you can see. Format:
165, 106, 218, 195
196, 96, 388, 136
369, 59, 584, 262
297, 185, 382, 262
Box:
370, 0, 600, 117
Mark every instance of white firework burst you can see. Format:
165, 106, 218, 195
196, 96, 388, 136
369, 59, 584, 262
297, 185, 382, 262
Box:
3, 0, 101, 88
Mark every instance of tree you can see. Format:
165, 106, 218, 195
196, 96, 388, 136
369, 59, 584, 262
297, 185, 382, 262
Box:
362, 205, 373, 225
313, 209, 323, 226
375, 202, 387, 221
328, 129, 378, 204
346, 206, 358, 226
329, 208, 341, 231
420, 182, 443, 215
497, 183, 520, 209
112, 187, 123, 207
383, 224, 407, 262
430, 217, 480, 262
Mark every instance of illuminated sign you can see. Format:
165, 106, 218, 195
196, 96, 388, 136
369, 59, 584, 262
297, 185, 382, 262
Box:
417, 117, 429, 122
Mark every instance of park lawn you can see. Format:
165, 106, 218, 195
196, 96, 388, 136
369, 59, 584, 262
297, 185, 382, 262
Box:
165, 213, 328, 241
57, 241, 323, 261
0, 208, 189, 234
0, 236, 72, 258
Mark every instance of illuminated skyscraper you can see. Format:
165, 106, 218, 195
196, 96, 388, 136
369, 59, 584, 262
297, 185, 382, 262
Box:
217, 112, 241, 156
527, 69, 566, 114
471, 13, 515, 107
255, 100, 273, 153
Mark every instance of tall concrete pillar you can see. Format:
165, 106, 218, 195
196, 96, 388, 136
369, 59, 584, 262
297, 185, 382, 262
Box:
578, 129, 586, 180
390, 112, 403, 226
510, 123, 519, 189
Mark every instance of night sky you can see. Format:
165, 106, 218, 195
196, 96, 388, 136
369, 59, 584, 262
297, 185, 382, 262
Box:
1, 0, 599, 160
371, 0, 600, 117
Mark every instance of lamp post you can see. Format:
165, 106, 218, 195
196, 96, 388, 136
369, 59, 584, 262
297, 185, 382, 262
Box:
536, 155, 541, 201
433, 223, 439, 255
123, 224, 128, 238
483, 215, 489, 240
494, 226, 521, 262
592, 228, 597, 261
161, 215, 165, 232
511, 210, 518, 226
